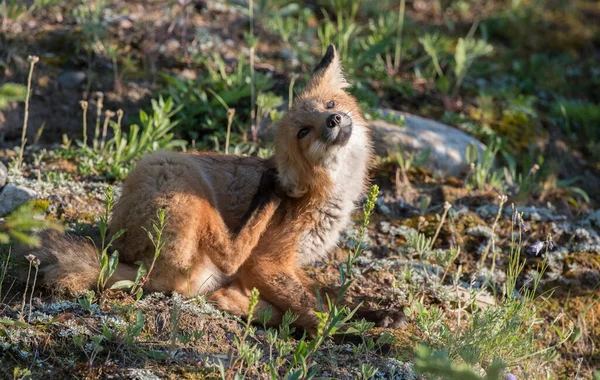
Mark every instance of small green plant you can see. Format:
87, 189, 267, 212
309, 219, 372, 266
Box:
74, 333, 105, 371
222, 288, 263, 378
465, 142, 505, 192
395, 147, 430, 178
111, 209, 168, 301
419, 33, 493, 96
346, 318, 377, 354
161, 53, 274, 144
92, 186, 126, 295
0, 203, 63, 247
0, 0, 27, 25
264, 4, 312, 50
108, 96, 185, 162
435, 246, 461, 284
452, 37, 494, 96
76, 290, 96, 314
502, 152, 589, 205
135, 208, 168, 296
317, 0, 362, 68
75, 96, 186, 180
124, 308, 144, 346
0, 82, 26, 110
408, 202, 452, 282
393, 146, 430, 202
415, 345, 504, 380
419, 196, 431, 215
419, 33, 451, 79
478, 195, 507, 272
552, 99, 600, 159
359, 363, 378, 379
502, 153, 542, 201
12, 366, 32, 380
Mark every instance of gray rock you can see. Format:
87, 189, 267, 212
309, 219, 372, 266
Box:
370, 109, 487, 177
57, 71, 87, 89
0, 161, 7, 188
0, 185, 38, 216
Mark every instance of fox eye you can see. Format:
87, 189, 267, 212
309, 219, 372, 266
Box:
297, 127, 310, 139
326, 101, 335, 109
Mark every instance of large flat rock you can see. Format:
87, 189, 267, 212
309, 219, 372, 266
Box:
370, 109, 487, 177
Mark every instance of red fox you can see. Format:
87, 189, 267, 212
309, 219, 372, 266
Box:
28, 45, 374, 333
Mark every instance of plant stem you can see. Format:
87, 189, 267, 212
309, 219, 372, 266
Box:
100, 111, 114, 152
80, 100, 89, 148
393, 0, 406, 73
0, 248, 11, 301
249, 0, 256, 141
112, 54, 121, 94
20, 261, 32, 321
428, 202, 452, 250
225, 109, 235, 154
28, 265, 39, 322
18, 56, 39, 169
288, 75, 297, 109
94, 92, 104, 151
479, 195, 507, 270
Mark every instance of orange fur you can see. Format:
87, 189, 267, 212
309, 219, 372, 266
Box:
29, 45, 373, 334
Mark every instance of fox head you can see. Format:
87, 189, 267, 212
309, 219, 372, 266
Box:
275, 44, 372, 199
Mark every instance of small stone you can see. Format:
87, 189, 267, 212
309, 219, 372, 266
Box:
0, 185, 38, 216
0, 161, 7, 188
118, 17, 134, 29
57, 71, 87, 90
165, 39, 181, 53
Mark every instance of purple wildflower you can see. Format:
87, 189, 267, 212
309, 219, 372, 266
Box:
506, 374, 517, 380
512, 213, 517, 224
520, 220, 527, 231
530, 241, 544, 255
548, 240, 554, 250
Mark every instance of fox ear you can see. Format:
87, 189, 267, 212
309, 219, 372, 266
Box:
307, 44, 349, 90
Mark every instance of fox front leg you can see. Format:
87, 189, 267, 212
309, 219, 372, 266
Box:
203, 168, 281, 276
233, 167, 281, 235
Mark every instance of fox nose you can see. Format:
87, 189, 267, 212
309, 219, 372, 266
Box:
326, 113, 343, 128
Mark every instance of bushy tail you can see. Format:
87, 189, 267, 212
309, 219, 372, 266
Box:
19, 230, 137, 294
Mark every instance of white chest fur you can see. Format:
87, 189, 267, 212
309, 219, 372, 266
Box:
297, 126, 370, 265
